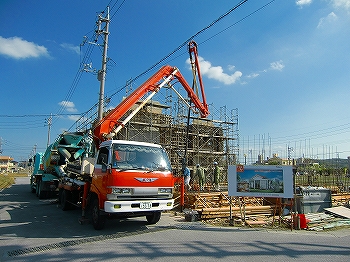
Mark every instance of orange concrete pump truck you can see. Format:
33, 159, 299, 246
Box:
52, 41, 209, 230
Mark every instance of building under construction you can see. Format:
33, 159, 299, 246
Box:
73, 81, 239, 187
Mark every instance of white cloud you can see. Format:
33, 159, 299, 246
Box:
247, 73, 260, 78
245, 61, 284, 81
331, 0, 350, 10
60, 43, 80, 55
0, 36, 49, 59
296, 0, 313, 7
270, 60, 285, 71
188, 56, 242, 85
228, 65, 236, 71
58, 101, 78, 113
317, 12, 338, 28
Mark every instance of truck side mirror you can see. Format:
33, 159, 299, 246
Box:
102, 163, 112, 173
101, 162, 107, 173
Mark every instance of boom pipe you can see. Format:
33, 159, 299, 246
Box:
188, 41, 208, 113
93, 65, 209, 145
166, 82, 198, 114
173, 69, 209, 118
106, 71, 177, 139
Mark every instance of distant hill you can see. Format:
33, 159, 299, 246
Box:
316, 158, 349, 168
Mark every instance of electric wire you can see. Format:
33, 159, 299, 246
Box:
51, 0, 125, 127
126, 0, 249, 84
105, 0, 276, 103
58, 0, 253, 132
103, 0, 254, 107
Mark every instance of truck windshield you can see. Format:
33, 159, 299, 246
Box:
112, 144, 172, 171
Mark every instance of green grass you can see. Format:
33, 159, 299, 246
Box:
0, 173, 28, 190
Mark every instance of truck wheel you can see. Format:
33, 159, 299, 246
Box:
91, 198, 105, 230
58, 189, 62, 204
31, 186, 36, 194
36, 180, 40, 197
36, 180, 46, 199
146, 211, 161, 224
60, 189, 72, 211
30, 177, 36, 193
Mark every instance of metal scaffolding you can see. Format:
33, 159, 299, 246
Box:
116, 96, 239, 185
73, 88, 239, 186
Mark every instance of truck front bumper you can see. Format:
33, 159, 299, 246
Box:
104, 199, 174, 213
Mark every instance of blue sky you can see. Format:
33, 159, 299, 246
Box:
1, 0, 350, 163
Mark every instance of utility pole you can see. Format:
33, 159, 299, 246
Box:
29, 144, 37, 159
97, 7, 110, 121
46, 114, 52, 148
288, 145, 293, 165
0, 137, 2, 155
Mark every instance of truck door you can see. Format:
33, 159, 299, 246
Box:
92, 146, 110, 200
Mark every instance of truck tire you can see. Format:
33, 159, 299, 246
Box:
60, 189, 72, 211
36, 180, 40, 197
91, 198, 106, 230
146, 211, 161, 224
36, 180, 46, 199
30, 177, 36, 193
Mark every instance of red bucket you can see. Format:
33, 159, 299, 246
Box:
298, 214, 307, 229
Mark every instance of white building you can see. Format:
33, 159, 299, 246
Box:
0, 156, 14, 173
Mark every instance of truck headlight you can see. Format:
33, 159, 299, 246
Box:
111, 188, 132, 195
158, 188, 172, 194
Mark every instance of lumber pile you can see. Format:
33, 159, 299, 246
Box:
332, 193, 350, 206
174, 191, 273, 221
185, 192, 264, 209
196, 205, 274, 220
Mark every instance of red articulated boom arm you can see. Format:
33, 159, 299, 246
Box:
188, 40, 208, 111
93, 43, 209, 147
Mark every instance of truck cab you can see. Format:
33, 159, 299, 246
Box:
89, 140, 174, 229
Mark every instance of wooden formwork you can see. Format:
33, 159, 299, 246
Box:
186, 192, 264, 209
199, 206, 274, 220
173, 190, 350, 229
174, 190, 273, 222
332, 193, 350, 206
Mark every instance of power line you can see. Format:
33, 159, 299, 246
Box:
105, 0, 258, 102
128, 0, 250, 84
200, 0, 276, 45
52, 0, 126, 127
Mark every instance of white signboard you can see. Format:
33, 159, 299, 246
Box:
228, 165, 294, 198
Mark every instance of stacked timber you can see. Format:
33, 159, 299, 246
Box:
186, 191, 264, 210
197, 205, 274, 220
332, 193, 350, 206
174, 191, 277, 222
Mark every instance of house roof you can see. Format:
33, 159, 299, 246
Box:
251, 174, 267, 180
0, 156, 14, 161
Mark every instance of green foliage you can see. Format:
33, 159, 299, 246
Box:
0, 174, 15, 189
0, 173, 28, 190
266, 156, 282, 165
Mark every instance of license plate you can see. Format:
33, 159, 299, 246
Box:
140, 202, 152, 209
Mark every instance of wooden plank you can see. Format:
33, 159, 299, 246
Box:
197, 206, 273, 213
245, 220, 267, 226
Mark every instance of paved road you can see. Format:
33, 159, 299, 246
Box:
1, 177, 350, 261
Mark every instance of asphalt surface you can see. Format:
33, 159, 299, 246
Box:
1, 177, 350, 261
